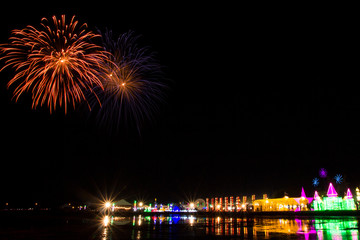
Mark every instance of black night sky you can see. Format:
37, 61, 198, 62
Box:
0, 3, 358, 207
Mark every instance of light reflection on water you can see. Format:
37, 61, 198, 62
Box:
102, 215, 360, 240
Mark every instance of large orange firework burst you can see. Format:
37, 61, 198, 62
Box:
0, 15, 108, 113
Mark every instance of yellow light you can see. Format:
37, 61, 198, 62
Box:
103, 215, 110, 227
121, 82, 126, 86
189, 216, 195, 226
139, 202, 143, 207
105, 202, 111, 208
59, 57, 68, 63
189, 202, 195, 209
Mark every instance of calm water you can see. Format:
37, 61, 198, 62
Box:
1, 213, 359, 239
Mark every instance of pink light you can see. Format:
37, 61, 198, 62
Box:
345, 188, 353, 199
326, 183, 338, 197
301, 187, 314, 203
301, 187, 307, 198
314, 191, 320, 200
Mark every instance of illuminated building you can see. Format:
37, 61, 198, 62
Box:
236, 196, 240, 212
254, 196, 308, 212
343, 188, 356, 210
312, 191, 323, 211
312, 183, 356, 211
253, 188, 311, 212
112, 199, 132, 211
242, 196, 248, 211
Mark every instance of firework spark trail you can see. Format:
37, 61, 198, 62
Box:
0, 15, 109, 113
92, 30, 167, 132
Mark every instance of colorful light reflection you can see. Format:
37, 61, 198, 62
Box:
122, 215, 359, 239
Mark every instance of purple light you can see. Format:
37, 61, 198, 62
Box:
319, 168, 327, 178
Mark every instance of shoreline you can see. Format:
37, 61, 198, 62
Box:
128, 210, 360, 218
1, 209, 360, 218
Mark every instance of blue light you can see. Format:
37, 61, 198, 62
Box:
312, 178, 319, 187
334, 174, 343, 184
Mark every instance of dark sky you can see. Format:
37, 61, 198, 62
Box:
0, 3, 358, 206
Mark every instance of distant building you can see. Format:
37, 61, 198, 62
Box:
113, 199, 132, 211
312, 183, 356, 211
253, 187, 312, 212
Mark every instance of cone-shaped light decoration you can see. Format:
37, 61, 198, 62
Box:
314, 191, 320, 200
301, 187, 307, 198
345, 188, 353, 199
327, 183, 338, 197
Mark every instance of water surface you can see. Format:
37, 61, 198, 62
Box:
1, 213, 359, 239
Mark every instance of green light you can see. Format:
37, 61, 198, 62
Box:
313, 197, 356, 211
312, 196, 356, 211
314, 218, 358, 239
312, 184, 357, 211
323, 197, 342, 210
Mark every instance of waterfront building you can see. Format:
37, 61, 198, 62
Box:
113, 199, 132, 211
253, 187, 311, 212
312, 183, 356, 211
253, 195, 310, 212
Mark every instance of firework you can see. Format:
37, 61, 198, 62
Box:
312, 177, 319, 187
91, 30, 166, 131
319, 168, 327, 178
0, 15, 108, 113
334, 174, 343, 184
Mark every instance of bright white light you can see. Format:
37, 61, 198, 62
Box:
189, 216, 195, 226
105, 202, 111, 208
103, 215, 110, 227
